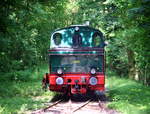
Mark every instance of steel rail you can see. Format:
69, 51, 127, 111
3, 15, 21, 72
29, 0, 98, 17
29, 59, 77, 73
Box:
73, 99, 92, 112
43, 99, 63, 112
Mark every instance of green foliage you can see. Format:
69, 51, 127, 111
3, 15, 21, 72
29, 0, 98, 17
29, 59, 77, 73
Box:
0, 62, 48, 82
0, 82, 54, 114
111, 0, 150, 84
0, 64, 54, 114
106, 38, 129, 76
0, 0, 149, 84
106, 71, 150, 114
0, 0, 70, 73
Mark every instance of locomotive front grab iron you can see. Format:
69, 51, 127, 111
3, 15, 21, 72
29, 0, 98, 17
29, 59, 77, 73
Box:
42, 25, 106, 95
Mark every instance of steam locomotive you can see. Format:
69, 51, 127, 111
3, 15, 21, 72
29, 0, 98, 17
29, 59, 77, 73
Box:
42, 25, 106, 95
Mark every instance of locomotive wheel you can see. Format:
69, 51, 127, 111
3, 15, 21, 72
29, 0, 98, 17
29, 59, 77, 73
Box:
63, 85, 71, 96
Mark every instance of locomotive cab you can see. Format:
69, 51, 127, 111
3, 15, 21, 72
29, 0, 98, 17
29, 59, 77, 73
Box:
43, 25, 106, 95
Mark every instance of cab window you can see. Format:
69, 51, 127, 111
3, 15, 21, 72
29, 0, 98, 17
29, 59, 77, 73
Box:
53, 33, 62, 45
92, 33, 101, 47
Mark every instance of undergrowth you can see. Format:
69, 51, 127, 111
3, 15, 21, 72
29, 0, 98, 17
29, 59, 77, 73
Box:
0, 63, 55, 114
106, 71, 150, 114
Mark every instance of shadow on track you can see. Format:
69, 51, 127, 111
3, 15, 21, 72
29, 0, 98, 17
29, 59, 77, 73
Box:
50, 93, 70, 102
50, 91, 108, 103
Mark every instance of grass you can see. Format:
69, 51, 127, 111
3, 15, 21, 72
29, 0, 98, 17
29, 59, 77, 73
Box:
106, 71, 150, 114
0, 63, 55, 114
0, 65, 150, 114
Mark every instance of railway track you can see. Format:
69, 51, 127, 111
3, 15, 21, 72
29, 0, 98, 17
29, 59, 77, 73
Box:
32, 94, 119, 114
73, 97, 105, 113
42, 99, 93, 114
40, 99, 93, 114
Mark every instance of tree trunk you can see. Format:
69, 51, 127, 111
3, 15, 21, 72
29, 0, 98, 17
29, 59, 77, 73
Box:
127, 49, 139, 80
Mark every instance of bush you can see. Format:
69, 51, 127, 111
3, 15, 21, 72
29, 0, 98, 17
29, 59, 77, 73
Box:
0, 70, 33, 82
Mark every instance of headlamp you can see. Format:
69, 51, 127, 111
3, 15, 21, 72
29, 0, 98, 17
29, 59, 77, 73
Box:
90, 68, 96, 75
57, 68, 63, 75
89, 77, 97, 85
75, 26, 79, 31
56, 77, 64, 85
